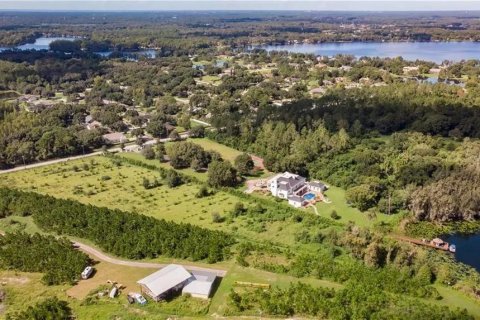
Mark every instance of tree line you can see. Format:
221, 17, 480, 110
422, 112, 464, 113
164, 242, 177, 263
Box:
228, 282, 473, 320
0, 187, 234, 263
0, 232, 89, 285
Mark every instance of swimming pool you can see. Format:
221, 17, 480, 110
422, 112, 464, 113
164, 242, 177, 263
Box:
304, 193, 315, 201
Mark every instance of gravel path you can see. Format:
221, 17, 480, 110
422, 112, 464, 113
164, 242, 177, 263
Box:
73, 241, 228, 277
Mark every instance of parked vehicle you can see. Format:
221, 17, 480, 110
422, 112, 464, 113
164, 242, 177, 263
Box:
134, 293, 147, 305
81, 266, 93, 280
109, 286, 118, 298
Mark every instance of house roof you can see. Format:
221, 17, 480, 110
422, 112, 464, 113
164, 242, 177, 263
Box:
182, 280, 213, 297
191, 270, 217, 283
102, 132, 126, 142
277, 174, 306, 191
309, 181, 327, 190
288, 195, 303, 203
137, 264, 193, 297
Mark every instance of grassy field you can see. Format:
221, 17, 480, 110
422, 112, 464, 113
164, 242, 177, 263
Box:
119, 152, 208, 182
185, 138, 243, 163
0, 156, 306, 246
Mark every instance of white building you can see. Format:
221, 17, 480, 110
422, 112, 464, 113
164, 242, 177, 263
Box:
268, 172, 328, 207
268, 172, 308, 199
182, 270, 217, 299
288, 195, 304, 208
137, 264, 217, 301
137, 264, 193, 301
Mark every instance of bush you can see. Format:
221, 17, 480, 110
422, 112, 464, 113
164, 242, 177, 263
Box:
196, 186, 210, 198
212, 212, 225, 223
142, 146, 156, 160
6, 297, 72, 320
330, 210, 340, 220
166, 169, 183, 188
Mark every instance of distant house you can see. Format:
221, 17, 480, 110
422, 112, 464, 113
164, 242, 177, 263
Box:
192, 63, 205, 71
137, 264, 217, 301
123, 144, 142, 152
102, 132, 127, 144
87, 120, 102, 130
214, 60, 228, 68
309, 87, 325, 95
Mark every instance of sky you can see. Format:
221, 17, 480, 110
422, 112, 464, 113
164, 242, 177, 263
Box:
0, 0, 479, 11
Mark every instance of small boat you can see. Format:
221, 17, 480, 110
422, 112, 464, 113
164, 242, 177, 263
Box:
449, 244, 456, 253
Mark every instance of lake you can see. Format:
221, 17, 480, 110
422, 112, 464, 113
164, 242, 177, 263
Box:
444, 233, 480, 272
0, 36, 157, 59
260, 42, 480, 63
0, 36, 80, 52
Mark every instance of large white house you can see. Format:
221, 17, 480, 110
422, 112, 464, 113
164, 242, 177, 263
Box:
268, 172, 327, 208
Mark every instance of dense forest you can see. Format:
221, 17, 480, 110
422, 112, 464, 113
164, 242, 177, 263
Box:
2, 12, 480, 49
0, 187, 234, 262
209, 83, 480, 222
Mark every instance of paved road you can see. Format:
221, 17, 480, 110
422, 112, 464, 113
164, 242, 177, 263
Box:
191, 118, 211, 127
0, 147, 126, 175
74, 241, 228, 277
0, 152, 105, 174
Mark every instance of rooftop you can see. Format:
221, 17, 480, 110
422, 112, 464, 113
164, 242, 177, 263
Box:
137, 264, 193, 297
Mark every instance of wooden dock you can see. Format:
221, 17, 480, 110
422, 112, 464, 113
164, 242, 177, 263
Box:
394, 235, 451, 251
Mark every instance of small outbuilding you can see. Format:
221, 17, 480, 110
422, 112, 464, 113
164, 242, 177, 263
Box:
137, 264, 193, 301
182, 270, 217, 300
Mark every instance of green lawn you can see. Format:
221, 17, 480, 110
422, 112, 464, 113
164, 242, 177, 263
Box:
432, 285, 480, 319
186, 138, 243, 163
315, 185, 398, 227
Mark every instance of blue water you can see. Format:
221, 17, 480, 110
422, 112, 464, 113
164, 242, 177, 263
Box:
260, 42, 480, 64
0, 36, 79, 52
0, 36, 157, 59
444, 233, 480, 272
95, 49, 157, 59
304, 193, 315, 201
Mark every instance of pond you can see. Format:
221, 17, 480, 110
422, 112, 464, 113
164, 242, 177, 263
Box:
259, 41, 480, 63
444, 233, 480, 272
